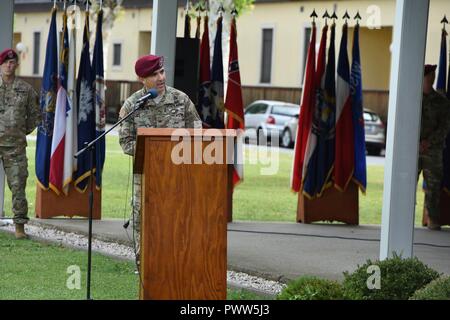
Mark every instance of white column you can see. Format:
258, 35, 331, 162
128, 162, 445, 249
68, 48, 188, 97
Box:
0, 0, 13, 218
151, 0, 178, 87
380, 0, 430, 260
0, 0, 14, 50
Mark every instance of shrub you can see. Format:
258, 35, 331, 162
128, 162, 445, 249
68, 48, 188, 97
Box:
410, 276, 450, 300
342, 254, 440, 300
276, 276, 344, 300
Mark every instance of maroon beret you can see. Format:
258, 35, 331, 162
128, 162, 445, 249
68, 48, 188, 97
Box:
135, 55, 164, 78
424, 64, 437, 76
0, 49, 18, 65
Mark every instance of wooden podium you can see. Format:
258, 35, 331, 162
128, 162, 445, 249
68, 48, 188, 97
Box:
134, 128, 235, 300
35, 182, 101, 219
297, 183, 359, 225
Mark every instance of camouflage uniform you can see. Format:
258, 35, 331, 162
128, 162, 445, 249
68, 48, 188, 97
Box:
0, 77, 40, 224
118, 86, 201, 249
419, 90, 450, 219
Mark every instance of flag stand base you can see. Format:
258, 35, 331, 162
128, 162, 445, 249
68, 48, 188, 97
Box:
297, 183, 359, 225
422, 190, 450, 227
35, 182, 101, 219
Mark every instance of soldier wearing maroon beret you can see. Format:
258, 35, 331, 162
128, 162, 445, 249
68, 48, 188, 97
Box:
118, 54, 201, 265
0, 48, 40, 239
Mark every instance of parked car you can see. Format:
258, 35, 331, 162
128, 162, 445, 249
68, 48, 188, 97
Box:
244, 100, 300, 148
364, 108, 386, 156
244, 100, 386, 154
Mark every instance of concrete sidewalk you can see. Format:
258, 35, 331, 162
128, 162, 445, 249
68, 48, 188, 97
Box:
28, 218, 450, 282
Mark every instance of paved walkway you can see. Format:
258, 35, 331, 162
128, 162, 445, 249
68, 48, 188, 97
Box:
28, 218, 450, 282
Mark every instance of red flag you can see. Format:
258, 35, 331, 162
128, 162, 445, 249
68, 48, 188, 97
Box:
225, 17, 244, 185
196, 15, 211, 126
291, 23, 317, 192
335, 23, 354, 191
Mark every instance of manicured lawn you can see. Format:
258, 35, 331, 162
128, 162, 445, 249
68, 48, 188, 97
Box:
3, 134, 425, 226
0, 231, 269, 300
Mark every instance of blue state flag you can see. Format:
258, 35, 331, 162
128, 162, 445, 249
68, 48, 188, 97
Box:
36, 8, 58, 189
437, 28, 447, 93
439, 28, 450, 193
74, 13, 95, 192
208, 16, 225, 129
93, 9, 106, 188
351, 24, 367, 192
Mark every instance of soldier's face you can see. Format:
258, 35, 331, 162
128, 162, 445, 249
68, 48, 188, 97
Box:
141, 68, 166, 95
0, 59, 18, 77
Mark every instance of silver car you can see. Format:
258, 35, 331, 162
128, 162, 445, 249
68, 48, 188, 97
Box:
244, 100, 386, 154
244, 100, 300, 148
364, 108, 386, 156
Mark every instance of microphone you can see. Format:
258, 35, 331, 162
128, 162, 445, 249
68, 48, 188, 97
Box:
136, 88, 158, 105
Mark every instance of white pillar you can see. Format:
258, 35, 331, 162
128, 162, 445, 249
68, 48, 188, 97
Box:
0, 0, 13, 218
0, 0, 14, 50
380, 0, 430, 260
151, 0, 178, 87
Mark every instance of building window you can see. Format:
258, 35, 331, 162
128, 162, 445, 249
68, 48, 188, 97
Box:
33, 32, 41, 75
113, 43, 122, 67
260, 28, 273, 84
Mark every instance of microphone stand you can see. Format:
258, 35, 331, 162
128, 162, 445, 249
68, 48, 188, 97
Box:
74, 98, 149, 300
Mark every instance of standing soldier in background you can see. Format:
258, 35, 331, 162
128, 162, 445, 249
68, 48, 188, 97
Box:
420, 64, 450, 230
0, 49, 41, 239
118, 54, 201, 266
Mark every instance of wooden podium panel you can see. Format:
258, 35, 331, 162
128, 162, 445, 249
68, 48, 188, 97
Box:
422, 190, 450, 227
297, 183, 359, 225
135, 128, 235, 300
35, 183, 101, 219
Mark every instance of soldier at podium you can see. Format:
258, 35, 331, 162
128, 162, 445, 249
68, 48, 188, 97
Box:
118, 54, 201, 266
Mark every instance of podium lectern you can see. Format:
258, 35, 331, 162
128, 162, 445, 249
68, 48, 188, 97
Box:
134, 128, 235, 300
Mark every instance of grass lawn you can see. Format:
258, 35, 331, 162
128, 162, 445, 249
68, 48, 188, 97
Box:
2, 133, 425, 226
0, 231, 269, 300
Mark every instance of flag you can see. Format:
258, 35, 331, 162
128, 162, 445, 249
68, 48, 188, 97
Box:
291, 23, 316, 192
184, 10, 191, 38
74, 12, 95, 192
208, 16, 225, 129
439, 27, 450, 194
303, 25, 328, 198
334, 23, 355, 192
63, 11, 78, 195
351, 23, 367, 193
321, 22, 337, 193
437, 28, 447, 94
36, 8, 58, 189
195, 15, 201, 39
49, 10, 69, 195
93, 9, 106, 189
225, 17, 245, 185
197, 15, 212, 126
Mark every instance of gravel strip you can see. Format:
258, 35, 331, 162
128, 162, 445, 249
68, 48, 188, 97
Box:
0, 221, 286, 297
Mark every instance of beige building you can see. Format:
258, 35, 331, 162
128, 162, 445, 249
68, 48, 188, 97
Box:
11, 0, 450, 118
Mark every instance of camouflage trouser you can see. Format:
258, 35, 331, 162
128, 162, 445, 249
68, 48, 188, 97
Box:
132, 173, 142, 258
418, 150, 443, 219
0, 145, 29, 224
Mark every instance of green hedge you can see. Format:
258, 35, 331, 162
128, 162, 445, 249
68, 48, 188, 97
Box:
410, 276, 450, 300
342, 254, 440, 300
277, 276, 344, 300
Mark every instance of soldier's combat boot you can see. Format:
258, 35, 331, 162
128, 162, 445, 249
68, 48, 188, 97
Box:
15, 223, 28, 239
427, 217, 441, 231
